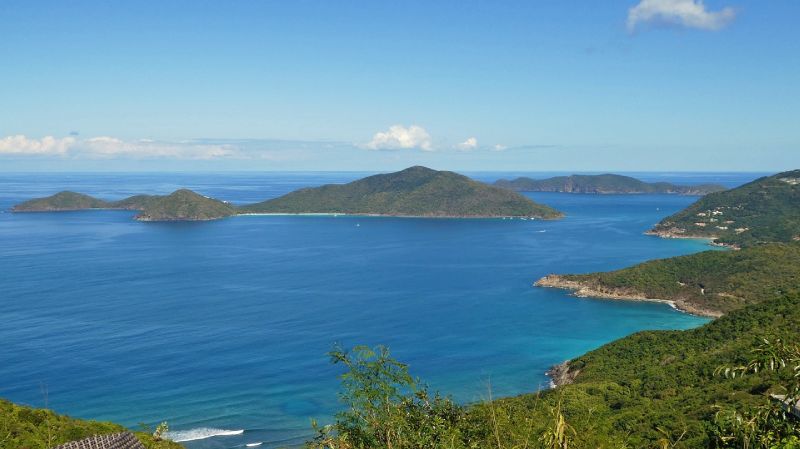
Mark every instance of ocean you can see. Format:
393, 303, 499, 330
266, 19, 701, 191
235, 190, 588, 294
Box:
0, 171, 763, 448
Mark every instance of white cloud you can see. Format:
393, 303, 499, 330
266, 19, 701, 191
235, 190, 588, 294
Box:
627, 0, 736, 32
491, 144, 508, 152
0, 134, 235, 159
455, 137, 478, 151
81, 137, 235, 159
363, 125, 434, 151
0, 135, 77, 155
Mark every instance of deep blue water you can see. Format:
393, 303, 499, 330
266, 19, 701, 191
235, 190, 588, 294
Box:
0, 172, 763, 448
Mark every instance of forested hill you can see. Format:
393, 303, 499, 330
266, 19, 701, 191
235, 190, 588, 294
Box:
494, 173, 725, 195
649, 169, 800, 247
242, 166, 563, 218
11, 189, 236, 221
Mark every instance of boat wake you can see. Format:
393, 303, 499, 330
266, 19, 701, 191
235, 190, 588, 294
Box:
164, 428, 245, 442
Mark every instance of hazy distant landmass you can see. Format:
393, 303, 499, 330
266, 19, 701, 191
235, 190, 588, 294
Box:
242, 166, 563, 219
494, 174, 726, 195
11, 166, 563, 221
648, 169, 800, 248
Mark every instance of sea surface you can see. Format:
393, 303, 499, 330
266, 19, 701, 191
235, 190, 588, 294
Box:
0, 171, 764, 448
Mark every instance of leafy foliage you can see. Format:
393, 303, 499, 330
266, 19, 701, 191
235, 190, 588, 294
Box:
494, 174, 725, 195
651, 169, 800, 247
243, 166, 563, 218
0, 399, 181, 449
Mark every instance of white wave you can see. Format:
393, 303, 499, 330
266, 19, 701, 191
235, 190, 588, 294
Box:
164, 428, 244, 442
246, 443, 263, 447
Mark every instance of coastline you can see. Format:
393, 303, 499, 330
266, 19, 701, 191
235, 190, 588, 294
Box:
534, 274, 722, 318
644, 228, 740, 250
234, 212, 562, 220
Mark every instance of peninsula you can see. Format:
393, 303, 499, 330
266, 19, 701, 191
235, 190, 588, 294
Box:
535, 242, 800, 317
648, 169, 800, 248
494, 173, 725, 195
11, 166, 564, 221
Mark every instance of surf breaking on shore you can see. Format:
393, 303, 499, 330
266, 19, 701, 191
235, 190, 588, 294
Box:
164, 427, 244, 442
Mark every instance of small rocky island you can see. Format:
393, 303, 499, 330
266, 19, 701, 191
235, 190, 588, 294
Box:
648, 169, 800, 248
495, 173, 725, 195
12, 166, 564, 221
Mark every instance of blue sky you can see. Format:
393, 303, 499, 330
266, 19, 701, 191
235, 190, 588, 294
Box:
1, 0, 798, 171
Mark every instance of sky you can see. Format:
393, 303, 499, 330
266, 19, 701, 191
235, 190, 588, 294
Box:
1, 0, 798, 172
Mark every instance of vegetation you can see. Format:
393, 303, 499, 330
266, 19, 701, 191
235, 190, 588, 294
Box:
12, 191, 111, 211
133, 189, 236, 221
650, 169, 800, 247
541, 243, 800, 316
242, 166, 563, 218
494, 174, 725, 195
312, 295, 800, 448
0, 399, 182, 449
11, 189, 235, 221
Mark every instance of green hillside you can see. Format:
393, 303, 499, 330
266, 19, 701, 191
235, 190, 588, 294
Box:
650, 169, 800, 247
133, 189, 236, 221
535, 243, 800, 316
11, 191, 111, 211
0, 399, 182, 449
243, 166, 563, 218
495, 174, 725, 195
470, 293, 800, 449
11, 190, 235, 221
309, 295, 800, 449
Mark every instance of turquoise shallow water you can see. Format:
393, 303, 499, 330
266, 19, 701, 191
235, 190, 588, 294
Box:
0, 172, 758, 448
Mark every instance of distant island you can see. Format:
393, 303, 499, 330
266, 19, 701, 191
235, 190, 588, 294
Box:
241, 166, 562, 219
494, 173, 726, 195
648, 169, 800, 248
11, 166, 563, 221
12, 189, 236, 221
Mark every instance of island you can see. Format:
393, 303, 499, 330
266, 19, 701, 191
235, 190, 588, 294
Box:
12, 189, 236, 221
648, 169, 800, 248
11, 166, 564, 221
241, 166, 563, 218
494, 173, 726, 195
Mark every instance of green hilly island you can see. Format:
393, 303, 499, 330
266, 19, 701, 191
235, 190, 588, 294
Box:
242, 166, 562, 218
12, 189, 236, 221
12, 167, 563, 221
649, 169, 800, 248
495, 173, 726, 195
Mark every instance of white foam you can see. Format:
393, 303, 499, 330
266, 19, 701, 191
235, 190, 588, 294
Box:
246, 443, 263, 447
164, 428, 244, 442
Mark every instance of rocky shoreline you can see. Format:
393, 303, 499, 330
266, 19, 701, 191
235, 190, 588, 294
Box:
534, 274, 722, 318
545, 361, 580, 387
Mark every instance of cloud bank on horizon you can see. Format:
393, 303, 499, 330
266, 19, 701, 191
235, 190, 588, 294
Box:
0, 135, 237, 160
627, 0, 736, 32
